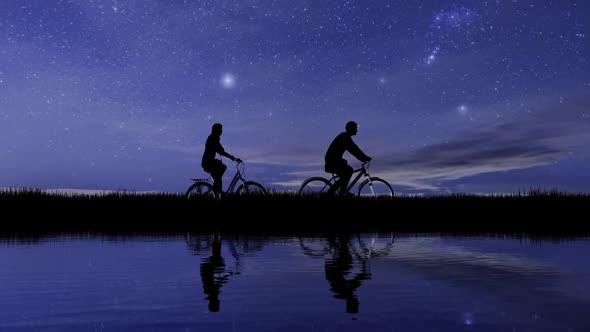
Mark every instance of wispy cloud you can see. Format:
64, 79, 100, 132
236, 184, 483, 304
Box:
379, 128, 564, 191
374, 105, 589, 192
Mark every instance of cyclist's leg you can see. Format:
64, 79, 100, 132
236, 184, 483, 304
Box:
327, 176, 340, 195
210, 160, 227, 193
325, 162, 339, 195
326, 161, 352, 196
339, 164, 354, 196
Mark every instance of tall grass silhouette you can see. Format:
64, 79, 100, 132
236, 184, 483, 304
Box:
1, 187, 588, 235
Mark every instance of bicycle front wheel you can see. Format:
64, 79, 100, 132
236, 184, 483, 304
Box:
185, 181, 215, 199
357, 177, 394, 198
236, 181, 267, 195
298, 177, 332, 196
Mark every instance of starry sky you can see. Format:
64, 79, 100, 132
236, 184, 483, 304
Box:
1, 0, 589, 194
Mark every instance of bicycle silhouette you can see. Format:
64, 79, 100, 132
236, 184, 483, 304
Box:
186, 160, 267, 198
298, 161, 394, 197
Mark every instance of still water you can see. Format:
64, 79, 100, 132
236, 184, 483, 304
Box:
1, 233, 589, 331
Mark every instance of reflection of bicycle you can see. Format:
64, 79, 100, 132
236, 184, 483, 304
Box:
298, 234, 395, 260
186, 232, 266, 276
186, 160, 267, 198
298, 161, 394, 197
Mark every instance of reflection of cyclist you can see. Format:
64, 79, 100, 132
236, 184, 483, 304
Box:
325, 236, 371, 314
189, 232, 265, 312
201, 123, 241, 194
324, 121, 372, 196
200, 232, 230, 312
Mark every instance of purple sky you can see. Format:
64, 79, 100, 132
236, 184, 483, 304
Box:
1, 0, 589, 194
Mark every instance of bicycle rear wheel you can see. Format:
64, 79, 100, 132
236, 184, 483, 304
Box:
298, 177, 332, 196
236, 181, 267, 195
185, 181, 215, 199
357, 177, 394, 198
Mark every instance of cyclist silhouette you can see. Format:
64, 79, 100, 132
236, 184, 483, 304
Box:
325, 121, 372, 196
201, 123, 241, 194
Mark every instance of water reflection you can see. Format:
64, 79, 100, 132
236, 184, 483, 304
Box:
185, 232, 265, 312
199, 232, 228, 312
300, 234, 395, 313
324, 236, 371, 313
186, 232, 396, 314
1, 233, 590, 330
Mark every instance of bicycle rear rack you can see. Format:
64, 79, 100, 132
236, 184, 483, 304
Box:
190, 178, 210, 182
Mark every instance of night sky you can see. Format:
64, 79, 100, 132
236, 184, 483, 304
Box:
1, 0, 588, 194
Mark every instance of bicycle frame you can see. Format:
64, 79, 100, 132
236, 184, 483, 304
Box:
326, 163, 370, 192
191, 162, 244, 193
225, 163, 246, 193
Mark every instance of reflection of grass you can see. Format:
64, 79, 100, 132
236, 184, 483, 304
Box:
1, 188, 589, 234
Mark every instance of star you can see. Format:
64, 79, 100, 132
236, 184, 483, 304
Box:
221, 73, 236, 89
458, 104, 469, 115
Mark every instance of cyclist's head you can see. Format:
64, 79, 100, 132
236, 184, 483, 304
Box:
211, 123, 223, 136
345, 121, 358, 135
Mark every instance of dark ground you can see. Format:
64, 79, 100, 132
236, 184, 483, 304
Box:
1, 190, 589, 236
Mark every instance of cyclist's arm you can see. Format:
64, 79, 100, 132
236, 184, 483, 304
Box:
216, 142, 237, 161
347, 139, 371, 162
218, 149, 237, 161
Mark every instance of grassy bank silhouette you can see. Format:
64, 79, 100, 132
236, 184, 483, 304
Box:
1, 188, 589, 235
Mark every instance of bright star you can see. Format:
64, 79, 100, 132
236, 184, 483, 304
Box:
458, 104, 469, 115
221, 73, 236, 89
